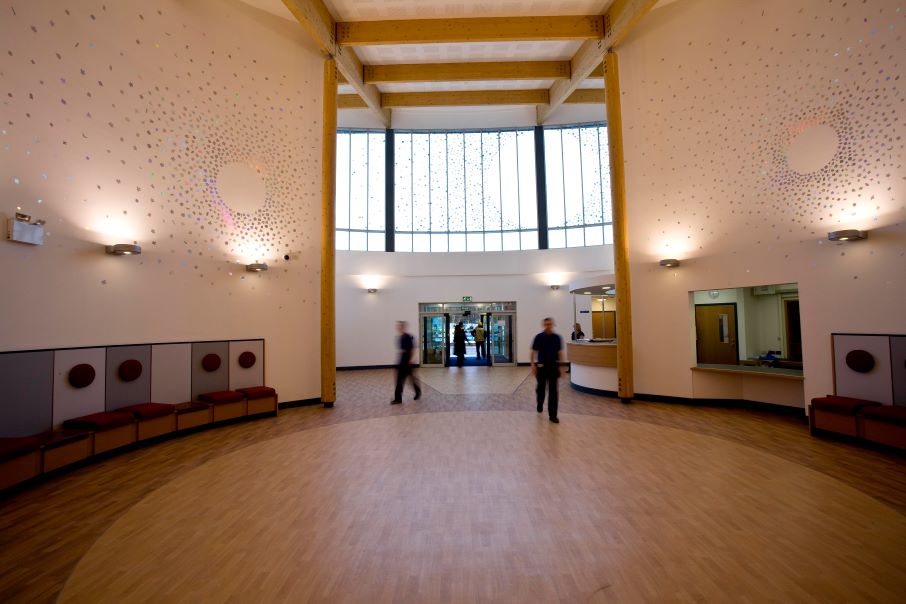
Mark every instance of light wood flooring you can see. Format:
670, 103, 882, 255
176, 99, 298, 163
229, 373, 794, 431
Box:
1, 369, 905, 603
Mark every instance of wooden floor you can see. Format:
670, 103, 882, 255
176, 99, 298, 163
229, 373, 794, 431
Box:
2, 369, 905, 603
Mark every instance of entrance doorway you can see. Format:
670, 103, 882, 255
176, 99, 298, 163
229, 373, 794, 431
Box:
418, 302, 517, 367
695, 303, 739, 365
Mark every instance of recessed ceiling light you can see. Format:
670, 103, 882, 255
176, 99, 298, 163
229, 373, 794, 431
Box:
245, 262, 268, 272
827, 229, 867, 242
659, 258, 680, 267
105, 243, 141, 256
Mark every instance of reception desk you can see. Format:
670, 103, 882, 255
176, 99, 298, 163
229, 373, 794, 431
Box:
568, 341, 618, 395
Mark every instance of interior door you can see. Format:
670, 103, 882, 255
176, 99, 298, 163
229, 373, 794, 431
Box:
603, 311, 616, 339
488, 313, 516, 366
695, 304, 738, 365
420, 314, 447, 367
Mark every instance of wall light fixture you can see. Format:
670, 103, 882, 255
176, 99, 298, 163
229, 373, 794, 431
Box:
245, 262, 268, 272
105, 243, 142, 256
827, 229, 867, 242
367, 288, 378, 294
659, 258, 680, 268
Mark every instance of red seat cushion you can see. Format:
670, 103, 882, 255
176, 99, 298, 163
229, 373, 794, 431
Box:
236, 386, 276, 400
62, 411, 135, 431
862, 405, 906, 427
0, 436, 43, 462
36, 430, 92, 450
174, 401, 210, 415
116, 403, 175, 420
811, 396, 882, 415
197, 390, 244, 404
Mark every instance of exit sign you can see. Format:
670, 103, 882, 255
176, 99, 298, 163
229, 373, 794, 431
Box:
462, 296, 472, 302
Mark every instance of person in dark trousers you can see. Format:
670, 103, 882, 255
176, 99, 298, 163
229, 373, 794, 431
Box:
531, 317, 563, 423
474, 322, 486, 363
453, 322, 466, 367
392, 321, 421, 404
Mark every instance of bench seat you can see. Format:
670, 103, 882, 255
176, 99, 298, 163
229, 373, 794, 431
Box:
117, 403, 177, 440
809, 396, 881, 437
198, 391, 246, 422
63, 411, 137, 454
861, 406, 906, 449
39, 430, 93, 472
237, 386, 278, 416
174, 402, 213, 431
0, 436, 43, 490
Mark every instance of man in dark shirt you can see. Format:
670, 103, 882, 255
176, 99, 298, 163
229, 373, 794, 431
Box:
531, 317, 563, 423
392, 321, 421, 404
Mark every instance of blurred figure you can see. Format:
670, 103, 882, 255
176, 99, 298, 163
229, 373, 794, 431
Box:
453, 322, 466, 368
571, 323, 585, 341
531, 317, 562, 423
474, 321, 486, 363
392, 321, 421, 404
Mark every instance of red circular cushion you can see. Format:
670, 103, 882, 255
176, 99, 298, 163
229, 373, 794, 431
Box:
238, 351, 257, 369
845, 349, 875, 373
201, 353, 222, 372
118, 359, 143, 382
68, 364, 96, 389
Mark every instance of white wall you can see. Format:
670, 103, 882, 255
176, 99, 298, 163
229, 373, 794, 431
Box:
0, 0, 324, 402
336, 246, 613, 366
620, 0, 906, 406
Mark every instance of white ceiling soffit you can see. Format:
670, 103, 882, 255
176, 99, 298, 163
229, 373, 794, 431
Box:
378, 80, 556, 93
323, 1, 615, 21
355, 40, 583, 64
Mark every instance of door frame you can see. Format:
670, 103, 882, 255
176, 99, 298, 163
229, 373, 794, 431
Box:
418, 312, 448, 368
694, 302, 740, 364
487, 311, 517, 367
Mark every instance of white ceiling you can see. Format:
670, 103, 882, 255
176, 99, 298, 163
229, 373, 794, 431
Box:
323, 0, 615, 21
354, 40, 583, 64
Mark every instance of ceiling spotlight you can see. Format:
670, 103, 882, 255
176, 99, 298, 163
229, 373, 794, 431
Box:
827, 229, 867, 242
550, 284, 561, 290
245, 262, 268, 272
105, 243, 141, 256
366, 288, 378, 294
659, 258, 680, 268
583, 291, 592, 295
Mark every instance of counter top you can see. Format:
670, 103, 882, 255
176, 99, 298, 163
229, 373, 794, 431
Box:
567, 342, 617, 367
569, 340, 617, 346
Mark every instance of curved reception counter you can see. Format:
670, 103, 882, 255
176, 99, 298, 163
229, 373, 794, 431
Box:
567, 340, 619, 395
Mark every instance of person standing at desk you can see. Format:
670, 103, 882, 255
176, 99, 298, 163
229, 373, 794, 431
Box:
531, 317, 563, 423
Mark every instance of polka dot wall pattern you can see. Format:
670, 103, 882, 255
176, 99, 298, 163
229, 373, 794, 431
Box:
621, 0, 905, 261
0, 1, 320, 303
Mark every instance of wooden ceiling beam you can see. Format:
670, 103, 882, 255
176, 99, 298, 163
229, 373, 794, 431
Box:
337, 89, 603, 109
565, 89, 606, 104
538, 0, 658, 123
281, 0, 389, 126
336, 15, 604, 46
364, 61, 571, 84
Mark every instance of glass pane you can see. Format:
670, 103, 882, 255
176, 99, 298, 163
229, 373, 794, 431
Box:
580, 126, 602, 225
335, 229, 349, 251
349, 134, 368, 229
604, 224, 614, 245
411, 134, 430, 232
584, 225, 604, 247
430, 233, 448, 253
517, 130, 537, 229
599, 126, 613, 225
466, 232, 483, 252
428, 133, 448, 235
566, 226, 585, 248
502, 231, 520, 251
464, 133, 483, 231
447, 134, 466, 232
520, 231, 538, 250
394, 133, 412, 232
548, 228, 566, 249
544, 129, 565, 228
482, 132, 501, 232
368, 132, 385, 230
413, 233, 430, 252
396, 233, 412, 252
485, 231, 502, 252
561, 128, 584, 227
335, 133, 350, 229
368, 232, 384, 251
349, 231, 367, 251
498, 131, 519, 231
449, 233, 466, 252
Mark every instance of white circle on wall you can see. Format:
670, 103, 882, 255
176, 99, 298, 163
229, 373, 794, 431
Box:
785, 124, 839, 174
216, 161, 267, 214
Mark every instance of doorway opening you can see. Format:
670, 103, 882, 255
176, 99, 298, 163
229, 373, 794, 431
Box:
418, 302, 517, 368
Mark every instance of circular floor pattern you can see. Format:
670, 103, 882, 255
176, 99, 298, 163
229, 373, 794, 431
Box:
59, 412, 906, 603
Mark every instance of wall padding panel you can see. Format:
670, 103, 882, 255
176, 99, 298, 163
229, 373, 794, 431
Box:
228, 340, 265, 391
0, 351, 54, 438
833, 335, 893, 405
191, 342, 230, 399
150, 344, 192, 404
52, 348, 107, 425
890, 337, 906, 407
105, 345, 152, 410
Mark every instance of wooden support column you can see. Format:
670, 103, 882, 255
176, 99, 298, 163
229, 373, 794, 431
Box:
321, 59, 337, 408
603, 50, 634, 402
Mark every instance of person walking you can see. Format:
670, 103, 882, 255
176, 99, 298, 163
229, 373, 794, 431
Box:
392, 321, 421, 404
453, 322, 466, 367
531, 317, 563, 423
474, 321, 486, 364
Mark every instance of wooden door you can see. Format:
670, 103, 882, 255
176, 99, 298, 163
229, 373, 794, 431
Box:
591, 311, 604, 339
603, 311, 616, 338
695, 304, 738, 365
